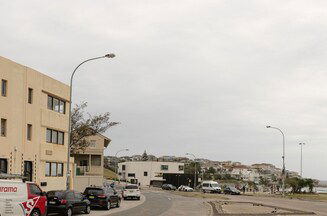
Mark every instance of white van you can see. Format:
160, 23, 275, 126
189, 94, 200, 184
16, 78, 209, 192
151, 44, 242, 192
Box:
201, 181, 222, 193
0, 175, 47, 216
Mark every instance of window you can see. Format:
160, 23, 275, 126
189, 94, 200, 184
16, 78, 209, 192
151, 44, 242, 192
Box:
27, 124, 32, 141
53, 98, 59, 112
1, 119, 7, 137
66, 192, 74, 201
45, 162, 50, 176
128, 173, 135, 177
28, 88, 33, 104
1, 79, 7, 97
47, 95, 65, 114
59, 101, 65, 114
46, 128, 64, 145
46, 162, 63, 177
161, 165, 169, 171
47, 96, 53, 109
80, 160, 88, 166
51, 163, 57, 176
57, 163, 63, 176
179, 165, 184, 171
58, 132, 64, 145
0, 159, 7, 173
74, 192, 83, 201
89, 140, 96, 148
91, 155, 101, 166
29, 184, 42, 196
144, 171, 148, 176
46, 129, 52, 142
51, 130, 58, 144
122, 165, 126, 171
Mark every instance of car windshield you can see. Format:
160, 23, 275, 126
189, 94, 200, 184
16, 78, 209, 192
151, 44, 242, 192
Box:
47, 191, 65, 199
84, 188, 104, 195
126, 185, 138, 189
211, 183, 219, 187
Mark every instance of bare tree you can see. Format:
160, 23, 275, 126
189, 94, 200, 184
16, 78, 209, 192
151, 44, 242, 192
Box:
70, 102, 119, 154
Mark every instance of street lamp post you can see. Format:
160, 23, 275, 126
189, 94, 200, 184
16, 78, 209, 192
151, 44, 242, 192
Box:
115, 149, 129, 178
186, 153, 197, 189
266, 125, 286, 196
299, 143, 305, 177
66, 53, 115, 190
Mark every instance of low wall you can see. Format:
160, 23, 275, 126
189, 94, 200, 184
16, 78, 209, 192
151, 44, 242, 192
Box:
73, 176, 103, 192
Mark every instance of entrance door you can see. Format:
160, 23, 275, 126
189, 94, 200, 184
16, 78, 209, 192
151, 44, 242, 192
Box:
24, 161, 33, 181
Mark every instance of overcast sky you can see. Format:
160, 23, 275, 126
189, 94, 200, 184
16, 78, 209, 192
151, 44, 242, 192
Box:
1, 0, 327, 180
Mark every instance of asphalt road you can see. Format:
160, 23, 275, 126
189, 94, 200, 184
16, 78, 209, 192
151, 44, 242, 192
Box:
111, 190, 208, 216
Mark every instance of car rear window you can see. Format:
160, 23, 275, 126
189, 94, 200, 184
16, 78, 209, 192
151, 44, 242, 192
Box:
47, 191, 65, 199
84, 188, 104, 195
126, 185, 138, 189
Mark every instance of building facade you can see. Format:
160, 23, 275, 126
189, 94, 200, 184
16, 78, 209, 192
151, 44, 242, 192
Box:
73, 134, 110, 192
118, 161, 184, 187
0, 56, 73, 191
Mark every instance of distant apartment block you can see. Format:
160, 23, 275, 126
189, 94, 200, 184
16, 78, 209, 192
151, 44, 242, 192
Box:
118, 161, 184, 186
0, 56, 73, 191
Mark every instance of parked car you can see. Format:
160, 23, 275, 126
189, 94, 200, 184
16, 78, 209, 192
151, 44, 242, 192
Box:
0, 175, 47, 216
123, 184, 141, 200
47, 190, 91, 216
178, 185, 194, 192
224, 186, 241, 195
201, 181, 222, 193
161, 184, 177, 190
83, 186, 121, 210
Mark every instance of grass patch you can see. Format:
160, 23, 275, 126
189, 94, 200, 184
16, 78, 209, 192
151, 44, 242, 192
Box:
103, 168, 117, 179
248, 193, 327, 202
285, 193, 327, 201
171, 191, 229, 200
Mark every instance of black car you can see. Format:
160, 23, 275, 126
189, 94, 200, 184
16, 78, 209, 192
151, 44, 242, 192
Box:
224, 186, 241, 195
47, 190, 91, 216
161, 184, 176, 190
83, 186, 121, 210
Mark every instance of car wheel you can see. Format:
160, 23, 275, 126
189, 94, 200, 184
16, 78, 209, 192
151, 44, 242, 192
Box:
66, 208, 73, 216
202, 189, 206, 193
105, 201, 111, 210
84, 205, 91, 214
31, 210, 40, 216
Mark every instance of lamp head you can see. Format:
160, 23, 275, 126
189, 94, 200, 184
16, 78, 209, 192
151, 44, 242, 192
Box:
105, 53, 115, 58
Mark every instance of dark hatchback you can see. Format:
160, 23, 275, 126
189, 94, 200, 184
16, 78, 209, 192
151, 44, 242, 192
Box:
224, 186, 241, 195
47, 190, 91, 216
83, 186, 121, 210
161, 184, 176, 190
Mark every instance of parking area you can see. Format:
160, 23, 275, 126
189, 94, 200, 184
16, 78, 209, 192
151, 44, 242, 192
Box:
48, 194, 145, 216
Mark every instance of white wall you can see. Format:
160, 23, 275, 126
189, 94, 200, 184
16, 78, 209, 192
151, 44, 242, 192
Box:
118, 161, 184, 186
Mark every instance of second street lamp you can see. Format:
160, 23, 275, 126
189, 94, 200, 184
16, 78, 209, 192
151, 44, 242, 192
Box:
186, 153, 197, 189
66, 53, 115, 190
266, 125, 286, 196
115, 148, 129, 178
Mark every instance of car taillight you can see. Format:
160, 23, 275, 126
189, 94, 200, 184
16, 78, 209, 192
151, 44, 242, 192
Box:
60, 200, 67, 205
98, 194, 106, 198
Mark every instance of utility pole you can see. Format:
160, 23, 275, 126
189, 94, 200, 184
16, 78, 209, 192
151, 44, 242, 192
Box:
299, 143, 305, 177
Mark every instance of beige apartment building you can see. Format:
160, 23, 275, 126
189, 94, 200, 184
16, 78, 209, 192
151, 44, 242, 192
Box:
0, 56, 74, 191
73, 134, 110, 192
